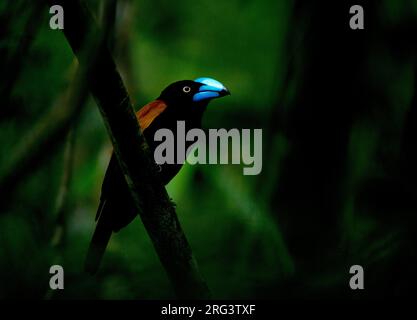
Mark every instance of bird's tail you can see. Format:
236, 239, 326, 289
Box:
84, 211, 113, 275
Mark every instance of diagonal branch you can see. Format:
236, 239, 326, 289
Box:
45, 0, 210, 298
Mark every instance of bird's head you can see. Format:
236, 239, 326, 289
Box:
158, 77, 230, 108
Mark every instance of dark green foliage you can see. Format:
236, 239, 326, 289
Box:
0, 0, 416, 299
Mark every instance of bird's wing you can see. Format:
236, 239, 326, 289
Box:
136, 99, 167, 131
95, 100, 168, 221
88, 100, 169, 273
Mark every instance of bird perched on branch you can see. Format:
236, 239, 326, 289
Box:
85, 77, 230, 274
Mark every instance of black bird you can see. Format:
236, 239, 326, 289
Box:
85, 77, 230, 274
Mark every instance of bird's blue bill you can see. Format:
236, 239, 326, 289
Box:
193, 77, 230, 102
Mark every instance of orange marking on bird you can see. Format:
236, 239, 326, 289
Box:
136, 100, 167, 131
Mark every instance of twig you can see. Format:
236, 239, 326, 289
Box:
51, 128, 76, 248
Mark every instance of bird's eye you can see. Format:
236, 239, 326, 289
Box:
183, 86, 191, 93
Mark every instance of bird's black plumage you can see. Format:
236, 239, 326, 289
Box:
85, 79, 229, 274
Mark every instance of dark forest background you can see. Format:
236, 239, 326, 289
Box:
0, 0, 416, 299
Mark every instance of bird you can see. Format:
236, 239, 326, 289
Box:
85, 77, 230, 274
